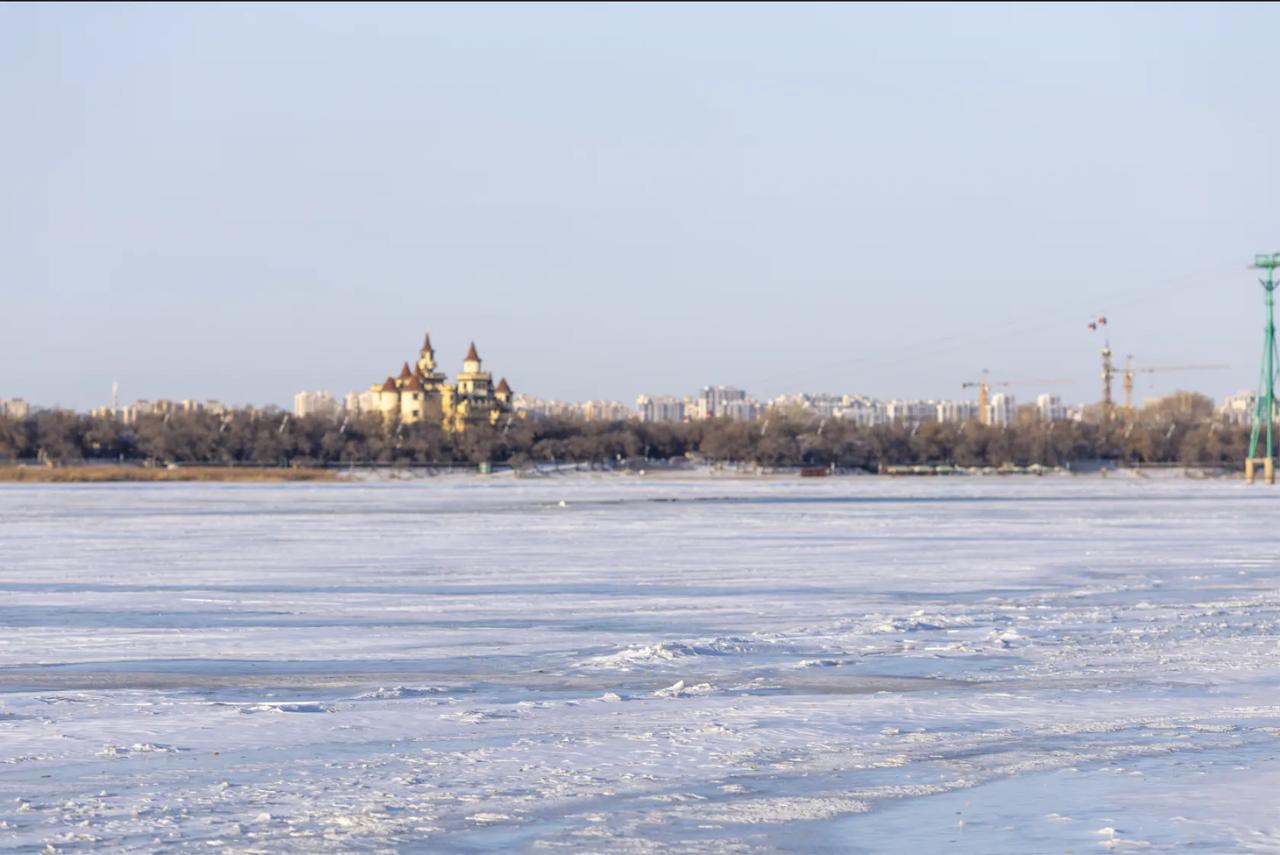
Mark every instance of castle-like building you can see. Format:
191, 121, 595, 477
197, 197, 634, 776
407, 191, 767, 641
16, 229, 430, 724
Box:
371, 333, 513, 431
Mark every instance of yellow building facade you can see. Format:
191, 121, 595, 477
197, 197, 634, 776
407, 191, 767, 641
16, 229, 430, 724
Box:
370, 333, 513, 431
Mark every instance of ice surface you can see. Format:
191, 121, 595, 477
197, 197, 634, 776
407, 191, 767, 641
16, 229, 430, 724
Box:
2, 475, 1280, 851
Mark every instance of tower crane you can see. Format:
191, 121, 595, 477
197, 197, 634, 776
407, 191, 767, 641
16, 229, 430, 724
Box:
960, 370, 997, 424
1088, 316, 1229, 417
1119, 357, 1230, 412
1087, 315, 1115, 420
961, 370, 1071, 425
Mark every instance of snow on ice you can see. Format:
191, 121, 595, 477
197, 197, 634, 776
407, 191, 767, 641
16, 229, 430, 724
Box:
1, 475, 1279, 851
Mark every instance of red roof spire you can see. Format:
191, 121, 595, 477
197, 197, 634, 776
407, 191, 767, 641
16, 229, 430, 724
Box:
465, 341, 480, 362
421, 333, 433, 353
496, 377, 511, 394
403, 375, 424, 392
398, 362, 412, 380
381, 377, 398, 392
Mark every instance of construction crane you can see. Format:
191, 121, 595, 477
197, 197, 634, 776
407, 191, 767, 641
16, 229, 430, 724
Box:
960, 371, 997, 423
1119, 357, 1230, 412
1087, 315, 1116, 420
961, 370, 1071, 425
1088, 316, 1229, 417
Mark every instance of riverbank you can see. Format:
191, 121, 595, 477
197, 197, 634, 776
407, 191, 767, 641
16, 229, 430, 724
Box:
0, 462, 1244, 483
0, 465, 343, 483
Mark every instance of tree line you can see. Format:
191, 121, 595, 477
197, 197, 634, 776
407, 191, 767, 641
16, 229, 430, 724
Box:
0, 392, 1253, 469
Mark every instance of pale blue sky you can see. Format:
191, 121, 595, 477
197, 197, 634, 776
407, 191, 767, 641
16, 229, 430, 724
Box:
1, 3, 1276, 410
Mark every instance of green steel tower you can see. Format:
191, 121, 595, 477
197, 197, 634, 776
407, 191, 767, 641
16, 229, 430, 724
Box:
1246, 253, 1280, 484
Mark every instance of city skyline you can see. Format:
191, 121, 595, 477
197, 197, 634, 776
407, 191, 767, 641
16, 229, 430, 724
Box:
0, 346, 1251, 417
24, 377, 1251, 427
0, 314, 1252, 414
2, 4, 1276, 410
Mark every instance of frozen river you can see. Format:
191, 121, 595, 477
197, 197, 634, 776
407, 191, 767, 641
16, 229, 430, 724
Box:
2, 475, 1280, 852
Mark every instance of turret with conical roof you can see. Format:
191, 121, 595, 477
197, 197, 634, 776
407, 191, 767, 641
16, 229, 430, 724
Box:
399, 374, 427, 423
415, 330, 447, 389
417, 332, 438, 376
454, 341, 493, 405
374, 376, 401, 420
463, 342, 481, 375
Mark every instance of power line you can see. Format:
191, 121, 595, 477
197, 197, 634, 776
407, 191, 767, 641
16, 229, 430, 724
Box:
738, 262, 1239, 393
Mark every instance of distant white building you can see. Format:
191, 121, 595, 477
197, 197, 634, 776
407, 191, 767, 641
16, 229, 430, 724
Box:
122, 400, 174, 423
1036, 394, 1067, 422
293, 390, 340, 419
1220, 390, 1259, 425
885, 400, 935, 425
110, 399, 229, 422
513, 394, 577, 419
580, 400, 631, 422
988, 392, 1017, 426
936, 400, 979, 424
1, 398, 29, 418
771, 393, 853, 419
697, 386, 754, 420
344, 390, 379, 415
835, 395, 884, 426
720, 399, 762, 421
636, 394, 686, 423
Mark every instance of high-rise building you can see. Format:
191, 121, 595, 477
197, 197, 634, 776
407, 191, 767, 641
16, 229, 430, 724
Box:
1036, 394, 1066, 422
935, 400, 980, 424
122, 400, 175, 424
636, 395, 686, 422
2, 399, 30, 418
770, 393, 845, 418
1220, 390, 1258, 425
720, 399, 762, 421
885, 400, 935, 425
697, 386, 754, 419
343, 390, 378, 415
988, 392, 1017, 426
294, 391, 341, 419
512, 395, 577, 419
581, 400, 631, 422
836, 396, 884, 426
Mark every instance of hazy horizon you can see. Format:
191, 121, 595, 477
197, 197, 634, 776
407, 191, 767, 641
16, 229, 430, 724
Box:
3, 3, 1277, 411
